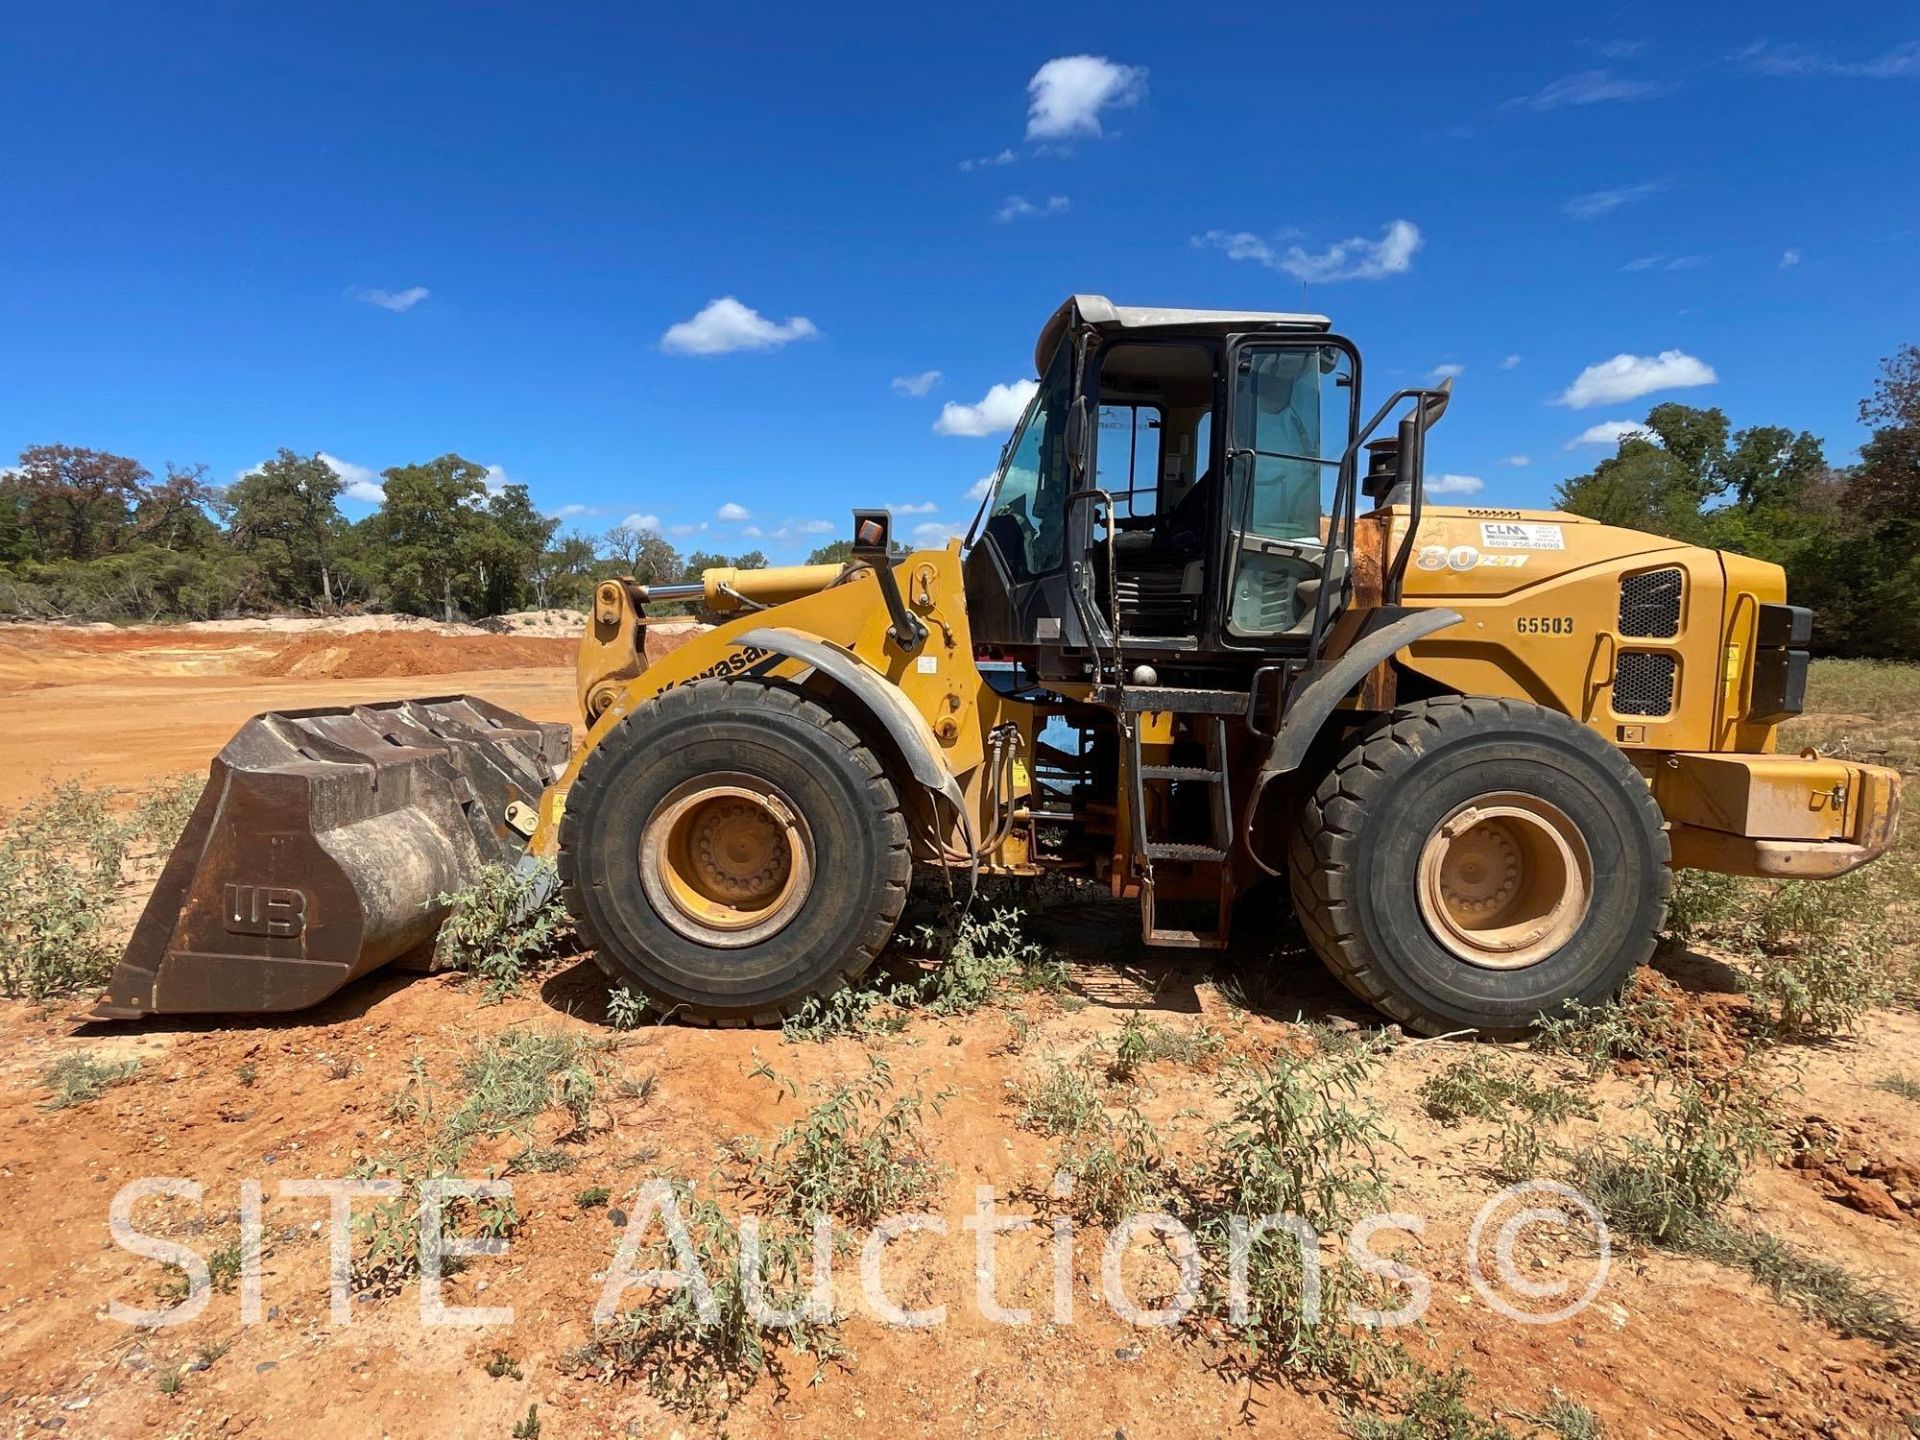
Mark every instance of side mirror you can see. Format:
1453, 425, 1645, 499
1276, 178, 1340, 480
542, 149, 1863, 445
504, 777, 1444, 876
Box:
1065, 396, 1093, 472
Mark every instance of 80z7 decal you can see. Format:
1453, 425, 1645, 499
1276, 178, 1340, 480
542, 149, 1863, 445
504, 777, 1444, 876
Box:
1415, 544, 1529, 572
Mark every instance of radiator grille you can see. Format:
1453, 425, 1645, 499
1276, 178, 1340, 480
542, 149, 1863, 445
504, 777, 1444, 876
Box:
1614, 652, 1678, 717
1618, 567, 1683, 638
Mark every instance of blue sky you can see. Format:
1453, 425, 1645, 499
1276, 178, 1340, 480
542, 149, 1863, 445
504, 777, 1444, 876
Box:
3, 2, 1916, 559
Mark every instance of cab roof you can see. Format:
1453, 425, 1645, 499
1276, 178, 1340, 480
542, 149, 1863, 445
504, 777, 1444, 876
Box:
1034, 294, 1332, 373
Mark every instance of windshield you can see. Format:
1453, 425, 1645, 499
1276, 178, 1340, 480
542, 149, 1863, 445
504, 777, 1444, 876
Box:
979, 341, 1072, 583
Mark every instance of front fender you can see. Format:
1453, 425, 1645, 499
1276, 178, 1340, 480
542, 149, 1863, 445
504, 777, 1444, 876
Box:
730, 627, 970, 820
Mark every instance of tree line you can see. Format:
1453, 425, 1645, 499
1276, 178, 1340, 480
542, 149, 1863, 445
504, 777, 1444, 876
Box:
1555, 343, 1918, 660
0, 449, 782, 623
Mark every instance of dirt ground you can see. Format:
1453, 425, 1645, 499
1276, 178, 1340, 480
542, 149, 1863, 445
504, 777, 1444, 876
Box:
1, 626, 1916, 1439
0, 623, 579, 808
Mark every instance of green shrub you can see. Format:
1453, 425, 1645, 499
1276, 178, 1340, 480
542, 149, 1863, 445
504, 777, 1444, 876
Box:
1418, 1053, 1594, 1127
1057, 1106, 1166, 1224
1195, 1043, 1401, 1389
41, 1052, 140, 1108
434, 862, 574, 1001
0, 780, 135, 999
749, 1056, 944, 1225
1737, 873, 1892, 1039
1663, 868, 1747, 942
443, 1029, 599, 1165
606, 985, 649, 1030
565, 1185, 838, 1412
1017, 1056, 1104, 1138
1533, 987, 1694, 1075
1566, 1078, 1772, 1245
1343, 1364, 1515, 1439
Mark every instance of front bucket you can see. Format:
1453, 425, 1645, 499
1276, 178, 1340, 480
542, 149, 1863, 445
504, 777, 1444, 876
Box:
91, 696, 571, 1020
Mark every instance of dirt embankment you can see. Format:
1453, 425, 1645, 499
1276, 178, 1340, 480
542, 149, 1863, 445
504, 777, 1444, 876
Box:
245, 631, 574, 681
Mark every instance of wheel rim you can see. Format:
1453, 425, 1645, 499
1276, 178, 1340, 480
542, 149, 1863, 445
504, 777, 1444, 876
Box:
1415, 792, 1593, 971
638, 774, 814, 948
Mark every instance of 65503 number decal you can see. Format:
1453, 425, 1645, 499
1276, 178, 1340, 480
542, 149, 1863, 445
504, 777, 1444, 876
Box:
1515, 617, 1576, 635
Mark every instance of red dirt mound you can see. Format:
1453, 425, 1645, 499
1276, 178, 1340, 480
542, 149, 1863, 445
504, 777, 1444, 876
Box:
247, 632, 575, 680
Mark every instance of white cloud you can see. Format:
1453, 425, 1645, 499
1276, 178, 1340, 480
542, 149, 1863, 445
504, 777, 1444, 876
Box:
1563, 182, 1662, 220
1430, 362, 1464, 381
935, 379, 1039, 437
959, 149, 1017, 171
911, 521, 962, 546
350, 285, 430, 313
549, 503, 595, 519
891, 370, 943, 397
1555, 349, 1717, 408
967, 475, 995, 501
1025, 55, 1147, 140
741, 525, 763, 538
667, 521, 708, 537
1508, 69, 1670, 110
1623, 253, 1705, 272
1428, 474, 1485, 496
889, 501, 939, 514
996, 194, 1070, 223
1599, 40, 1646, 60
660, 297, 819, 356
1780, 247, 1802, 268
321, 452, 384, 503
716, 501, 751, 521
619, 512, 663, 533
1505, 454, 1531, 467
1195, 219, 1422, 283
481, 464, 515, 496
1734, 40, 1920, 79
1501, 354, 1522, 370
1566, 420, 1657, 449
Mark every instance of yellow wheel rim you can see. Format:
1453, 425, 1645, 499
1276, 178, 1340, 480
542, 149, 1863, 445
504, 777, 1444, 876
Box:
1415, 792, 1593, 971
639, 775, 814, 947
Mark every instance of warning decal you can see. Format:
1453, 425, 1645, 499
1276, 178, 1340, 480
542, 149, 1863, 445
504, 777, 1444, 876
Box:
1479, 521, 1565, 551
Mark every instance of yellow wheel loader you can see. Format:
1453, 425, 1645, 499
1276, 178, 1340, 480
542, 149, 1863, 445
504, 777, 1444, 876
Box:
96, 296, 1904, 1035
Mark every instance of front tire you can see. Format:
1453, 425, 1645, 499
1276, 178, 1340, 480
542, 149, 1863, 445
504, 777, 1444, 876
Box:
557, 679, 910, 1025
1288, 696, 1670, 1037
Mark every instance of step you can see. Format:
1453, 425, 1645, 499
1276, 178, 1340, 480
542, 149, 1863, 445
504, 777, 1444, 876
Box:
1142, 927, 1230, 950
1144, 842, 1228, 863
1139, 765, 1222, 782
1093, 686, 1247, 715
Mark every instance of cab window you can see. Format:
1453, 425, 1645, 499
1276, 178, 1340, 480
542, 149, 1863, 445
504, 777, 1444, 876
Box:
982, 342, 1072, 582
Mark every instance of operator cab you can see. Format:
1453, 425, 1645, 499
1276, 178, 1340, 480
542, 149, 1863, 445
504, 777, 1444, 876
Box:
965, 295, 1364, 682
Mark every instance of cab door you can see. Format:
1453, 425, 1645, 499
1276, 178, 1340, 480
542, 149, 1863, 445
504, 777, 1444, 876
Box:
1217, 340, 1359, 645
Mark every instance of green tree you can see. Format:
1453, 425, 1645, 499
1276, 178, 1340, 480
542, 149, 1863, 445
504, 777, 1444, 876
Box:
132, 464, 224, 553
804, 537, 903, 565
367, 455, 491, 621
527, 530, 600, 610
805, 538, 854, 566
6, 445, 149, 560
598, 522, 682, 583
466, 484, 558, 616
227, 450, 347, 608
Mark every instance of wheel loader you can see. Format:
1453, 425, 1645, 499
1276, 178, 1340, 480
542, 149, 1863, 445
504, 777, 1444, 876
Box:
95, 295, 1903, 1036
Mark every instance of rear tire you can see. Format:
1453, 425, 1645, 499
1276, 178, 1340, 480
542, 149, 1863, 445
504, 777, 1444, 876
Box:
1287, 695, 1670, 1038
557, 679, 910, 1025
